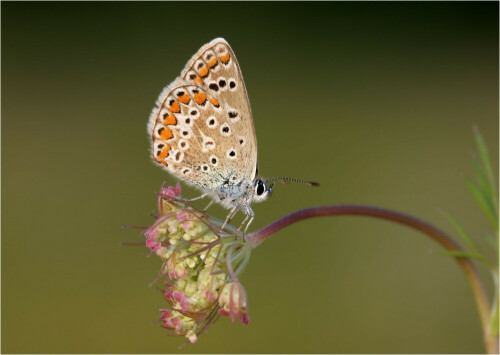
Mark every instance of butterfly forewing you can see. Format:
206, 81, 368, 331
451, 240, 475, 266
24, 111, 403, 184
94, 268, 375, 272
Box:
148, 38, 258, 193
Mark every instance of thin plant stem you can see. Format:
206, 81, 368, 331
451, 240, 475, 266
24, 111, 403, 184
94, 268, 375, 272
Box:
246, 205, 498, 354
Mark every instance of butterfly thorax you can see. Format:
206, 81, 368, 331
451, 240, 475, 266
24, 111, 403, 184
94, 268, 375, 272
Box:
205, 176, 271, 215
206, 176, 255, 210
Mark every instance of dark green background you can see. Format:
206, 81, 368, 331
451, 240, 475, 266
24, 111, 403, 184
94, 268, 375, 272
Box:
2, 2, 498, 353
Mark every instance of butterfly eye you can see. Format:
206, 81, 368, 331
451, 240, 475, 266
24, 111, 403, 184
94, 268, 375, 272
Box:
255, 180, 265, 196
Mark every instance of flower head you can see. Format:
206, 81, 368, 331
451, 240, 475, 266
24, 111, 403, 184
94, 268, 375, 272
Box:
141, 181, 252, 343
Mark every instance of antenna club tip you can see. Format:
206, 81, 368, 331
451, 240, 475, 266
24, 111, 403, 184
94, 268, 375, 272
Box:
309, 182, 320, 187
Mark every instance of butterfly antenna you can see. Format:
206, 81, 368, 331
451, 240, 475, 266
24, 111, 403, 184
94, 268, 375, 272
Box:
264, 177, 320, 187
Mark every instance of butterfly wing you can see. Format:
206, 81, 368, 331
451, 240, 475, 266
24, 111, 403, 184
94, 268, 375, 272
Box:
148, 38, 258, 195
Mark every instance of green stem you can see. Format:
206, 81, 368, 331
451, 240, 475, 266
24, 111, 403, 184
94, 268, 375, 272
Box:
246, 205, 498, 353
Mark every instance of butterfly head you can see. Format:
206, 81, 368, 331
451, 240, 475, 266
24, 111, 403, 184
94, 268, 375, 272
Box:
251, 176, 320, 204
251, 178, 274, 203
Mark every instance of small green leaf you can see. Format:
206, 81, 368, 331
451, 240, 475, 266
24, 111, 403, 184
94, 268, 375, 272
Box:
466, 178, 499, 229
439, 209, 481, 254
471, 154, 494, 201
473, 127, 498, 210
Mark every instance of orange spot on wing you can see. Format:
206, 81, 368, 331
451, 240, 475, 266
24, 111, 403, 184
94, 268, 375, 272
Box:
209, 98, 220, 108
220, 53, 230, 64
177, 94, 190, 104
198, 65, 209, 78
160, 127, 173, 140
207, 58, 217, 68
169, 101, 180, 113
193, 92, 207, 105
163, 114, 177, 126
157, 145, 171, 160
193, 77, 203, 85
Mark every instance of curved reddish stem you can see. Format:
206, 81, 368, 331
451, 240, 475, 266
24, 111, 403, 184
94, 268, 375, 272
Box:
246, 205, 496, 353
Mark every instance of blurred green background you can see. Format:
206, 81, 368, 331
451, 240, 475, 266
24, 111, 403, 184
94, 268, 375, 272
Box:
2, 2, 498, 353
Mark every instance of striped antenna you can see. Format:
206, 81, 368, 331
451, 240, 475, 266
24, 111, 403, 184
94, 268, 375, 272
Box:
264, 177, 320, 187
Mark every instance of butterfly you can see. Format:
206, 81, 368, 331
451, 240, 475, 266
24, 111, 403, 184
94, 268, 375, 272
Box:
148, 38, 318, 232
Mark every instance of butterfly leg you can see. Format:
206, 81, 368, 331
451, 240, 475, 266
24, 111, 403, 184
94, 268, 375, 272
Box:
221, 206, 238, 230
238, 205, 255, 234
184, 193, 207, 202
203, 200, 215, 212
237, 214, 249, 233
